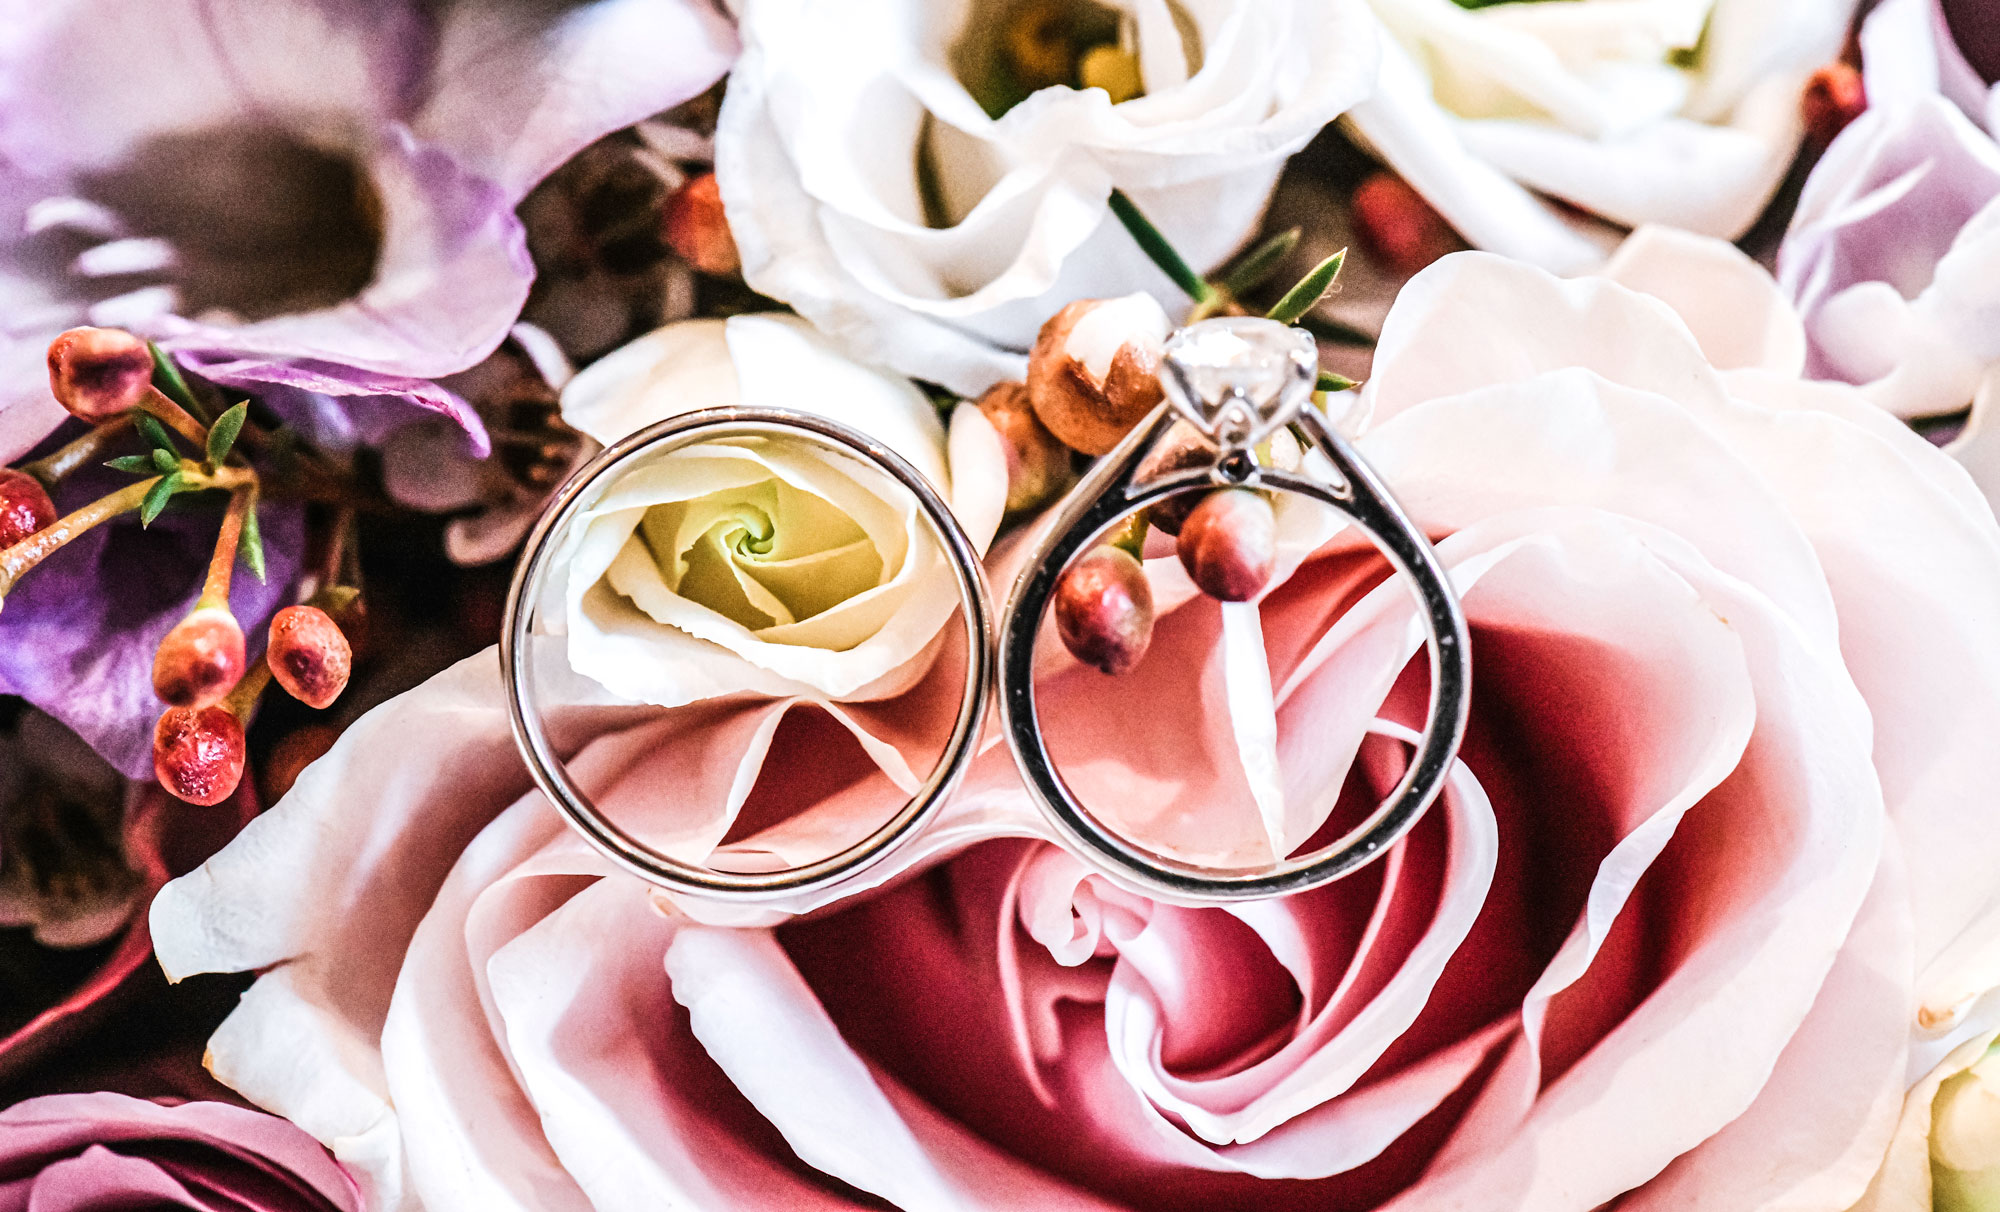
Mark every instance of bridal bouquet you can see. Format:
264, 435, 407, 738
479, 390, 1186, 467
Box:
1, 1, 1999, 1210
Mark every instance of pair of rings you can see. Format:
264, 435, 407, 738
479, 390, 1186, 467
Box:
501, 317, 1471, 905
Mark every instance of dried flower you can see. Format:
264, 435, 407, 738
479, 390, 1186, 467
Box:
662, 171, 740, 277
1054, 544, 1154, 675
151, 606, 246, 709
267, 606, 352, 710
1027, 294, 1171, 455
1801, 62, 1867, 146
973, 381, 1073, 514
45, 328, 154, 423
152, 705, 246, 807
0, 470, 57, 549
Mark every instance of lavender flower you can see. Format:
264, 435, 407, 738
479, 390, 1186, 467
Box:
0, 0, 738, 462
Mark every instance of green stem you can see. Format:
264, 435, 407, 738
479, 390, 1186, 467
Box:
1107, 189, 1214, 305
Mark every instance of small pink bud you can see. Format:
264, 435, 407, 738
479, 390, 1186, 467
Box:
1801, 63, 1866, 145
1054, 545, 1154, 675
267, 604, 352, 709
152, 605, 246, 708
662, 172, 740, 276
0, 469, 56, 548
974, 381, 1075, 514
1177, 489, 1277, 602
153, 705, 246, 806
46, 327, 154, 422
1351, 172, 1461, 276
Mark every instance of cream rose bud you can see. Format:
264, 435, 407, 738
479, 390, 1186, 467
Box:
1345, 0, 1856, 272
554, 314, 1007, 708
715, 0, 1379, 396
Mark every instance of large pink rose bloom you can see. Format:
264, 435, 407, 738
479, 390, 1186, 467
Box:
152, 229, 2000, 1210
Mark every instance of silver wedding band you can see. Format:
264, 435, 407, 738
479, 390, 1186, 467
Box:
501, 408, 995, 900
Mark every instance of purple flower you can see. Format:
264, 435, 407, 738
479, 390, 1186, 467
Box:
0, 456, 304, 779
1775, 0, 2000, 506
0, 1092, 357, 1211
0, 0, 738, 463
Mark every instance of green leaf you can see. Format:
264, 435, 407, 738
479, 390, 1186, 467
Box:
1220, 228, 1301, 298
1266, 249, 1346, 326
148, 342, 209, 423
206, 401, 248, 466
103, 454, 156, 475
140, 472, 182, 527
1317, 369, 1359, 393
1107, 189, 1213, 304
149, 447, 179, 475
238, 496, 266, 582
312, 584, 361, 617
134, 412, 176, 454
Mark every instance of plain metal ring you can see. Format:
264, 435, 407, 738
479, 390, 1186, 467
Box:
502, 407, 994, 901
999, 401, 1472, 903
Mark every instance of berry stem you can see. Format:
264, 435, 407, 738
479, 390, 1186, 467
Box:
0, 463, 254, 603
199, 483, 255, 610
221, 654, 273, 722
19, 416, 135, 486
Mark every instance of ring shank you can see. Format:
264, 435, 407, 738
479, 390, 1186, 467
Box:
501, 408, 994, 901
999, 404, 1471, 903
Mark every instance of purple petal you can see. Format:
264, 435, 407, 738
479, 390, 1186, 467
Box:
179, 354, 490, 457
0, 455, 305, 779
414, 0, 737, 202
161, 125, 533, 388
1778, 95, 2000, 380
0, 0, 433, 178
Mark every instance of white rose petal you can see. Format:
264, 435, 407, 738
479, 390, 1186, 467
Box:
1348, 0, 1854, 270
716, 0, 1381, 394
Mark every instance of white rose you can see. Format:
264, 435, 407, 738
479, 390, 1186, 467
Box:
552, 313, 1007, 708
1346, 0, 1855, 271
715, 0, 1379, 395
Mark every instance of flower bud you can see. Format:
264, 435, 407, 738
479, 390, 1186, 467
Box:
260, 722, 341, 804
0, 469, 57, 549
152, 605, 246, 708
1028, 294, 1171, 455
267, 605, 352, 709
1177, 489, 1277, 602
662, 171, 740, 277
1801, 63, 1865, 145
1351, 172, 1461, 276
975, 381, 1075, 513
46, 327, 155, 422
1054, 544, 1154, 675
153, 705, 246, 806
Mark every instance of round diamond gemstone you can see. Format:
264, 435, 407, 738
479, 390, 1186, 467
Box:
1158, 317, 1323, 448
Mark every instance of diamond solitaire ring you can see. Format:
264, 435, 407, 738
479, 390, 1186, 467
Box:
998, 317, 1473, 903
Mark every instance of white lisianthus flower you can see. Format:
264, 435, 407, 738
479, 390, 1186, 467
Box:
1346, 0, 1856, 271
554, 314, 1008, 708
715, 0, 1380, 395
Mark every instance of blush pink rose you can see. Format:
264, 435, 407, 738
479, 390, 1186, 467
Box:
152, 227, 2000, 1211
0, 1092, 358, 1211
